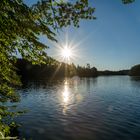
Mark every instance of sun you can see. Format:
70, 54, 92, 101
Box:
60, 45, 74, 62
61, 46, 72, 59
51, 33, 81, 63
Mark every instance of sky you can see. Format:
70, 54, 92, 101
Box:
24, 0, 140, 70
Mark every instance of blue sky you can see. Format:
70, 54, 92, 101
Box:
24, 0, 140, 70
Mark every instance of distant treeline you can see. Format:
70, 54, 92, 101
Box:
15, 59, 140, 79
15, 59, 98, 79
98, 70, 129, 76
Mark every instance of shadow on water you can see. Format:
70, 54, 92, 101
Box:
20, 77, 98, 91
130, 76, 140, 81
80, 77, 98, 94
21, 78, 64, 88
130, 76, 140, 87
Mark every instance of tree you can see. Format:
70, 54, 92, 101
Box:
86, 63, 90, 69
122, 0, 135, 4
0, 0, 96, 137
0, 0, 135, 138
129, 64, 140, 76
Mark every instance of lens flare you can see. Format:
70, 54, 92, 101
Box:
61, 45, 72, 59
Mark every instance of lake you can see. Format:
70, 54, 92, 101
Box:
15, 76, 140, 140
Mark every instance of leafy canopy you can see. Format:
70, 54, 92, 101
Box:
0, 0, 96, 137
0, 0, 95, 100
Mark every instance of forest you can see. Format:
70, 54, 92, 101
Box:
15, 59, 132, 80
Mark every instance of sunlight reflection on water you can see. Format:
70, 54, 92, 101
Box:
62, 84, 70, 115
16, 76, 140, 140
62, 85, 69, 103
61, 78, 83, 115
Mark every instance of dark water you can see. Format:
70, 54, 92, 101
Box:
15, 76, 140, 140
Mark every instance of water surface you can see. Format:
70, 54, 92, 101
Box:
15, 76, 140, 140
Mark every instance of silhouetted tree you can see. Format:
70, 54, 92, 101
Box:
122, 0, 135, 4
16, 60, 98, 78
86, 63, 90, 69
129, 64, 140, 76
0, 0, 96, 137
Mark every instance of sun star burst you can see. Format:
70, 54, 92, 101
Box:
61, 46, 72, 59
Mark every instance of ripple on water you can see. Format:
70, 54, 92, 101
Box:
15, 76, 140, 140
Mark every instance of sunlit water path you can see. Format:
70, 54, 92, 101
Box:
15, 76, 140, 140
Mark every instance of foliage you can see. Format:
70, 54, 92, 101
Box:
129, 64, 140, 76
98, 70, 129, 76
16, 59, 129, 78
16, 59, 98, 78
77, 64, 98, 77
0, 0, 96, 137
122, 0, 135, 4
